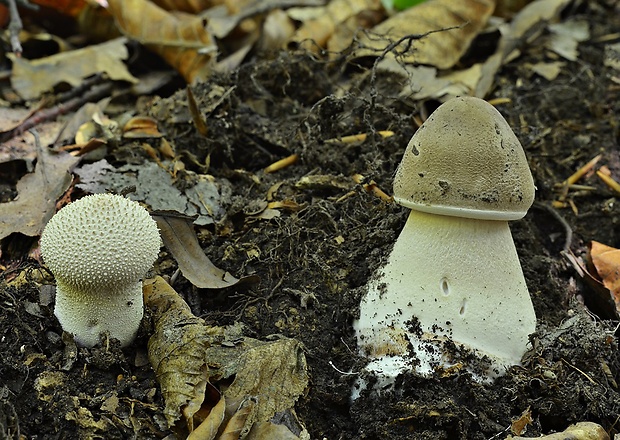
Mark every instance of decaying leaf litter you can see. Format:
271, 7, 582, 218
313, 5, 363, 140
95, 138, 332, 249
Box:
0, 0, 619, 438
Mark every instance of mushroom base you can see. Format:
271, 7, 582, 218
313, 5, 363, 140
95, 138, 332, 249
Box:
54, 279, 144, 348
353, 209, 537, 392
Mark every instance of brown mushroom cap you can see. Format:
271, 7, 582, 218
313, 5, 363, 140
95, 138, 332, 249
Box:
393, 97, 535, 220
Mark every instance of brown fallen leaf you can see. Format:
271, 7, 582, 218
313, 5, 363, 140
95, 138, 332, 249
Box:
154, 214, 258, 289
151, 0, 223, 13
187, 394, 226, 440
122, 116, 164, 139
563, 249, 618, 321
0, 144, 80, 241
354, 0, 495, 70
510, 407, 532, 436
145, 277, 308, 438
289, 0, 383, 51
246, 421, 302, 440
223, 338, 308, 432
218, 396, 256, 440
107, 0, 217, 84
506, 421, 609, 440
588, 241, 620, 316
8, 37, 137, 100
144, 276, 219, 430
475, 0, 572, 97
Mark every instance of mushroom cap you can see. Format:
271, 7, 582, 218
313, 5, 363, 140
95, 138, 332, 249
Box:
40, 193, 161, 291
393, 97, 535, 220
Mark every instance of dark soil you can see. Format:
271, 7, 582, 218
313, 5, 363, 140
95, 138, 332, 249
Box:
2, 1, 620, 439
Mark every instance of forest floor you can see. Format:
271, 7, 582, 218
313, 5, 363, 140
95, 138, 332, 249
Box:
1, 0, 620, 439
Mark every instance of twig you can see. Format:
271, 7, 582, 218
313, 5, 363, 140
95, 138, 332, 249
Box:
3, 0, 37, 55
532, 201, 573, 252
0, 82, 115, 143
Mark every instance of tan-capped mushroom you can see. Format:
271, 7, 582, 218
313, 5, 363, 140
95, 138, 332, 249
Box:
354, 97, 537, 390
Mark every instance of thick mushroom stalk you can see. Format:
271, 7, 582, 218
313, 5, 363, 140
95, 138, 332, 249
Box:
354, 96, 537, 386
41, 194, 161, 347
355, 209, 535, 378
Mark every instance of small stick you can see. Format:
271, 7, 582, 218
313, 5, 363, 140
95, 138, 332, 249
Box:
565, 154, 602, 185
324, 130, 394, 144
557, 154, 602, 200
264, 154, 298, 173
352, 174, 392, 202
596, 170, 620, 195
0, 82, 114, 143
532, 201, 573, 252
487, 97, 511, 106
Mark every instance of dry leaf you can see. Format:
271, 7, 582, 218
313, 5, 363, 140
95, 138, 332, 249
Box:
145, 277, 308, 437
528, 61, 565, 80
475, 0, 572, 97
354, 0, 495, 69
187, 395, 226, 440
8, 37, 137, 100
0, 146, 80, 240
219, 397, 256, 440
506, 421, 609, 440
144, 276, 218, 429
0, 108, 63, 167
77, 3, 122, 42
151, 0, 224, 13
122, 116, 163, 139
258, 9, 296, 52
546, 19, 590, 61
108, 0, 217, 83
563, 249, 617, 321
246, 421, 302, 440
54, 99, 112, 146
30, 0, 89, 17
510, 407, 532, 436
223, 338, 308, 431
289, 0, 383, 50
588, 241, 620, 316
154, 214, 258, 289
75, 160, 231, 225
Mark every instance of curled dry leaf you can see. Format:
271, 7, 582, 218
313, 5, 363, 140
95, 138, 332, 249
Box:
354, 0, 495, 69
475, 0, 572, 97
0, 146, 80, 241
9, 37, 137, 100
588, 241, 620, 317
122, 116, 163, 139
154, 214, 258, 289
222, 338, 308, 433
218, 396, 256, 440
145, 277, 308, 437
187, 394, 226, 440
144, 276, 220, 429
246, 421, 303, 440
506, 421, 609, 440
510, 407, 532, 436
107, 0, 217, 83
289, 0, 383, 51
151, 0, 224, 13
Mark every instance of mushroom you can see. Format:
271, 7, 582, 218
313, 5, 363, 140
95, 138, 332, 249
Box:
40, 193, 161, 347
354, 97, 536, 384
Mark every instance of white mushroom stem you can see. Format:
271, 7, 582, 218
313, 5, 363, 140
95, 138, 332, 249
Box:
54, 280, 143, 348
354, 209, 537, 378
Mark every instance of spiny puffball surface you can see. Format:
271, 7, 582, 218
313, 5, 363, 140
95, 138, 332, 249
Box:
41, 193, 160, 290
40, 193, 160, 347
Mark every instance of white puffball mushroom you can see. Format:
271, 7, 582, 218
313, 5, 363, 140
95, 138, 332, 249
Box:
354, 97, 537, 388
40, 193, 161, 348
